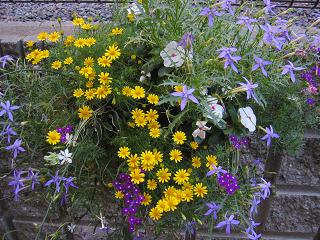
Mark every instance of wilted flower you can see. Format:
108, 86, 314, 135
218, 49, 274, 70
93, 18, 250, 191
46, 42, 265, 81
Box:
178, 32, 195, 51
0, 55, 14, 68
171, 85, 199, 111
238, 107, 256, 132
192, 121, 211, 139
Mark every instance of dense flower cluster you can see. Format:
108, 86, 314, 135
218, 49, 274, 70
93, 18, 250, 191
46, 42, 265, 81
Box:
113, 173, 144, 232
2, 0, 319, 238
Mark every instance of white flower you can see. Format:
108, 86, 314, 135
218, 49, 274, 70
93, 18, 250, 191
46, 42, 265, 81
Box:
192, 121, 211, 139
127, 3, 142, 15
238, 107, 256, 132
58, 148, 73, 165
67, 223, 76, 233
139, 71, 151, 82
160, 41, 186, 68
207, 97, 224, 119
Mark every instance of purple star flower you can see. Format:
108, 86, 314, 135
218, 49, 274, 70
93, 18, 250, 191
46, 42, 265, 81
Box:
204, 202, 220, 220
252, 56, 272, 77
281, 61, 304, 82
261, 125, 280, 147
200, 7, 222, 27
44, 170, 66, 193
238, 77, 259, 103
263, 0, 276, 15
5, 139, 25, 159
171, 85, 199, 111
8, 169, 24, 201
206, 165, 227, 177
27, 168, 40, 190
0, 101, 20, 122
258, 178, 271, 200
306, 98, 316, 105
178, 32, 194, 50
215, 214, 240, 234
63, 177, 78, 194
0, 55, 14, 68
250, 195, 261, 217
221, 0, 236, 15
261, 24, 286, 50
0, 124, 17, 143
236, 16, 257, 32
246, 228, 262, 240
218, 47, 242, 73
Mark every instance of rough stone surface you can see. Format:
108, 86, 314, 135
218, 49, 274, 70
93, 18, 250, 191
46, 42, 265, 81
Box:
278, 139, 320, 185
266, 195, 320, 233
0, 3, 113, 22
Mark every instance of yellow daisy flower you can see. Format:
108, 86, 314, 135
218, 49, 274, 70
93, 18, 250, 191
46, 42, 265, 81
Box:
182, 188, 194, 202
147, 94, 159, 105
73, 88, 84, 98
134, 116, 147, 127
86, 80, 94, 88
95, 85, 112, 99
156, 199, 170, 213
81, 23, 93, 30
173, 169, 190, 185
149, 128, 161, 138
64, 57, 73, 65
85, 37, 96, 46
122, 86, 133, 96
84, 57, 94, 67
193, 183, 208, 198
127, 154, 140, 168
146, 109, 159, 122
105, 44, 121, 60
51, 60, 62, 70
206, 155, 218, 170
26, 41, 34, 48
147, 179, 157, 190
191, 156, 201, 168
98, 72, 112, 85
190, 141, 199, 150
153, 149, 163, 163
46, 130, 61, 145
131, 108, 145, 119
130, 168, 145, 184
149, 207, 162, 221
169, 149, 182, 163
141, 193, 152, 206
74, 38, 87, 48
37, 32, 48, 41
172, 131, 187, 145
85, 89, 96, 100
165, 196, 179, 211
115, 191, 124, 199
148, 121, 160, 129
118, 147, 131, 159
72, 17, 85, 26
78, 106, 93, 120
47, 32, 60, 42
98, 56, 112, 67
131, 86, 145, 99
156, 168, 171, 183
111, 27, 123, 36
